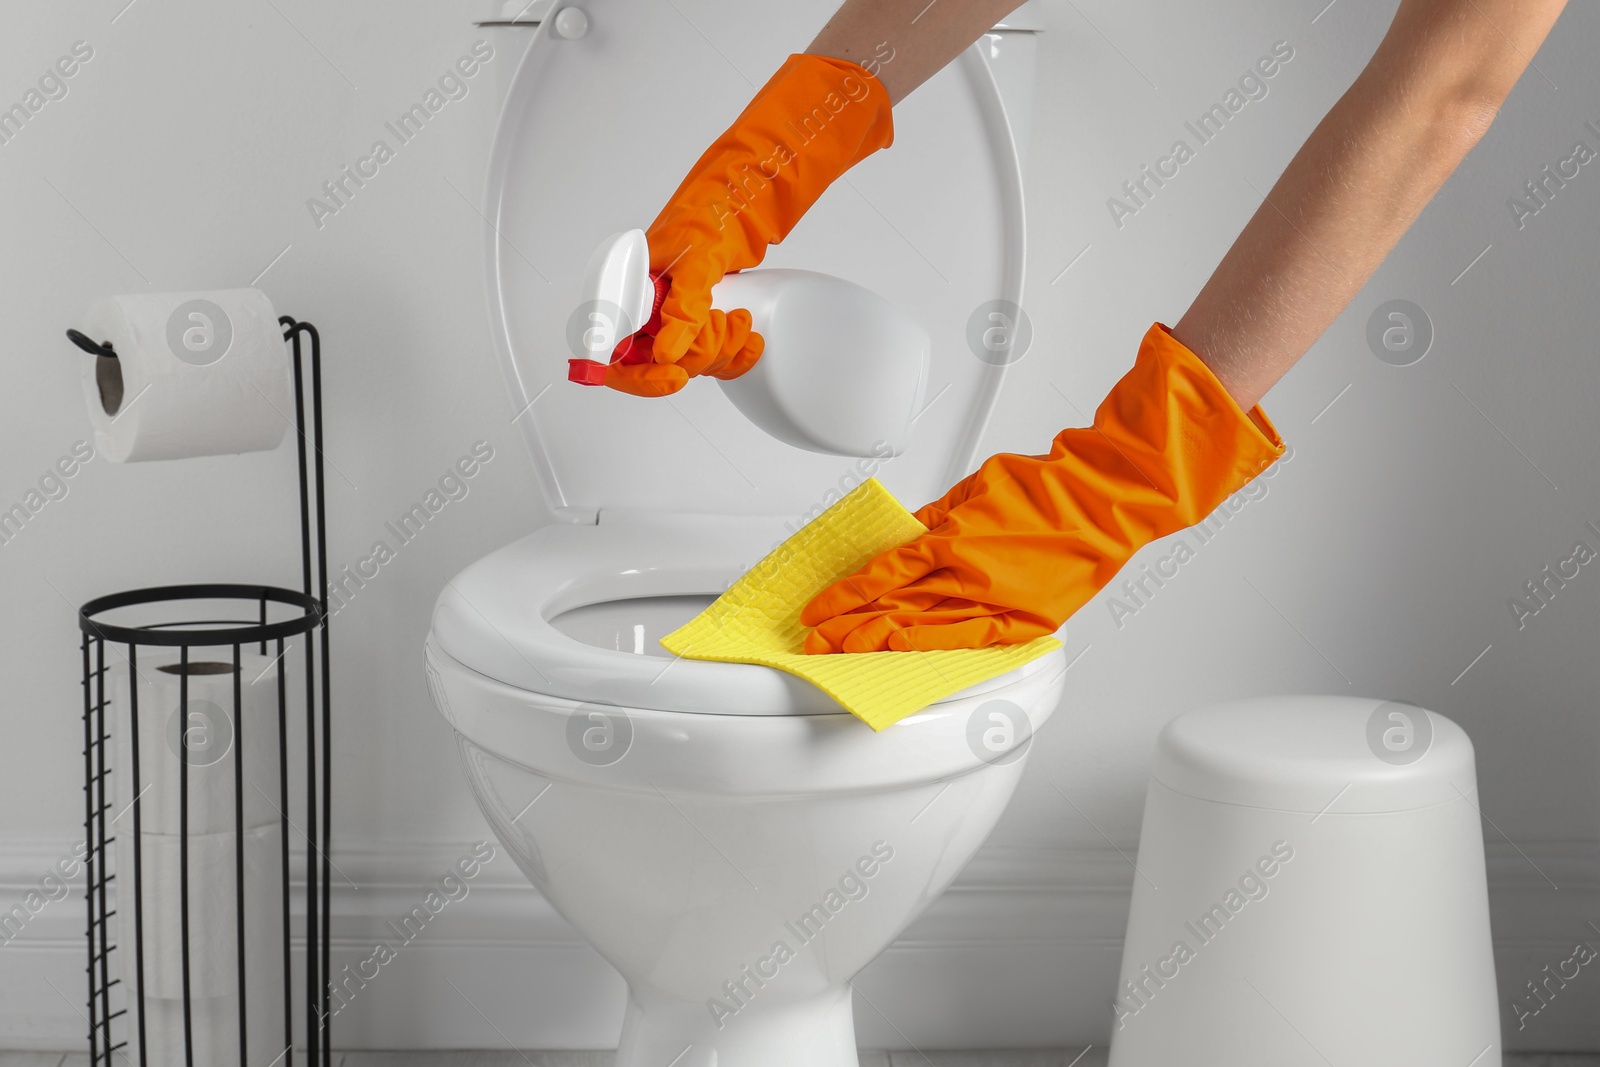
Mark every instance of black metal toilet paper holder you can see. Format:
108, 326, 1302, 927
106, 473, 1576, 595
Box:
74, 316, 335, 1067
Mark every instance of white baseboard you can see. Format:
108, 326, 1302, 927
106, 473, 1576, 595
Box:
2, 837, 1595, 1051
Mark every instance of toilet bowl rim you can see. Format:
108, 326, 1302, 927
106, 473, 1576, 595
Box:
425, 634, 1067, 795
441, 635, 1064, 718
433, 512, 1062, 715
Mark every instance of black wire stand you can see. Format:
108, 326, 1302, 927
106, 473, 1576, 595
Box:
76, 317, 334, 1066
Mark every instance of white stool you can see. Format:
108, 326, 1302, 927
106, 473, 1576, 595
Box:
1107, 695, 1500, 1066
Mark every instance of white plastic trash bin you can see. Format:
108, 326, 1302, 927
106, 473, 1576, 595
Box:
1107, 695, 1500, 1066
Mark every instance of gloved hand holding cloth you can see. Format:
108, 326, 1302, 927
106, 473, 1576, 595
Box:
603, 53, 895, 397
802, 323, 1287, 652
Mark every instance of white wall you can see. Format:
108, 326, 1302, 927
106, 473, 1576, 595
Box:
1, 0, 1596, 1053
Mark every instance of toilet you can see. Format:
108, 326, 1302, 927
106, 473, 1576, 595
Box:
426, 3, 1055, 1064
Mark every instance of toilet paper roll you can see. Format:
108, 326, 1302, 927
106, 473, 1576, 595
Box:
113, 649, 283, 837
116, 822, 285, 1002
78, 288, 291, 462
132, 992, 289, 1067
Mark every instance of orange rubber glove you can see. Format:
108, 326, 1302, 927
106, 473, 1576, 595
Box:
800, 323, 1287, 652
605, 53, 895, 397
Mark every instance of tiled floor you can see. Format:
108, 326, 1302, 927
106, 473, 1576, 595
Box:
10, 1054, 1599, 1066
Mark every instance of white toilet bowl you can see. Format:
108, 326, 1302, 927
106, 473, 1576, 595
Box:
426, 513, 1066, 1066
432, 1, 1052, 1059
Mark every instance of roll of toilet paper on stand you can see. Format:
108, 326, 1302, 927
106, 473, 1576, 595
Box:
135, 993, 289, 1067
78, 288, 291, 462
116, 822, 287, 1063
113, 648, 283, 836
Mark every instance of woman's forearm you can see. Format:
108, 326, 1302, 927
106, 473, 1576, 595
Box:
807, 0, 1027, 104
1174, 0, 1567, 410
802, 0, 1566, 408
1171, 74, 1488, 410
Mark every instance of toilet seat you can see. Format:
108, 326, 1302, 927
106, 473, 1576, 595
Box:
430, 509, 1060, 716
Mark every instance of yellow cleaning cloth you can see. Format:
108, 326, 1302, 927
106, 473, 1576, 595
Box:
660, 478, 1062, 731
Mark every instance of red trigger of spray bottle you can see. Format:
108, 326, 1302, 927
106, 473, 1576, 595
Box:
567, 271, 669, 385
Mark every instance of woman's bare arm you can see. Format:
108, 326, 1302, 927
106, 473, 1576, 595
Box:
807, 0, 1028, 104
1173, 0, 1568, 409
807, 0, 1567, 409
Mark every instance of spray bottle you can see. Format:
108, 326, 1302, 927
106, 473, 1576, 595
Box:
567, 230, 929, 459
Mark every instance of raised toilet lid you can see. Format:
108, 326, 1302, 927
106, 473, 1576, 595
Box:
485, 0, 1028, 518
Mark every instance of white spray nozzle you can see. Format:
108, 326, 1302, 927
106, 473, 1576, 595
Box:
575, 228, 655, 360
